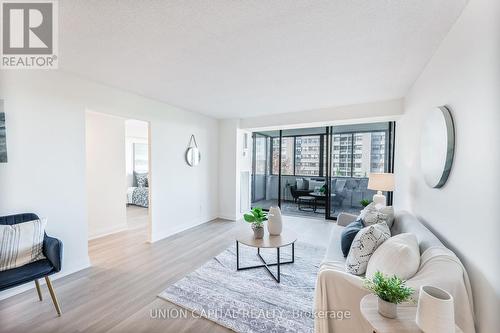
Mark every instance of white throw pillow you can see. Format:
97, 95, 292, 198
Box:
359, 202, 395, 228
366, 233, 420, 280
346, 222, 391, 275
0, 218, 46, 271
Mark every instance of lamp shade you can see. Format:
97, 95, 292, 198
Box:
416, 286, 455, 333
368, 173, 395, 192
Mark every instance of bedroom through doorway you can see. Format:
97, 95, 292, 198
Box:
85, 111, 151, 243
125, 119, 150, 233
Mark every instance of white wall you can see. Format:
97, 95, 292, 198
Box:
0, 75, 90, 299
240, 98, 403, 130
395, 0, 500, 331
218, 119, 239, 220
0, 70, 219, 297
86, 111, 127, 239
125, 119, 149, 187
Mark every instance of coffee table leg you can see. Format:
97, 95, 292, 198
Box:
292, 242, 295, 263
277, 247, 280, 283
236, 240, 240, 270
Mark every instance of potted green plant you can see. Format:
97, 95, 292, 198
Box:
243, 207, 268, 239
364, 271, 414, 318
360, 199, 371, 208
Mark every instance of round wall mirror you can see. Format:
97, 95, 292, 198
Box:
420, 106, 455, 188
186, 147, 201, 167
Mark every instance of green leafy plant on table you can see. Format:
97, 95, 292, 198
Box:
360, 199, 371, 207
243, 207, 268, 227
363, 271, 415, 318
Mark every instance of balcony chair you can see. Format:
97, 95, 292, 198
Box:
0, 213, 63, 316
290, 185, 313, 202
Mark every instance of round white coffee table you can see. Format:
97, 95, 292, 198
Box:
236, 230, 297, 283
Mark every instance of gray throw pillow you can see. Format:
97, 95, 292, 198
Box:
359, 202, 395, 229
345, 222, 391, 275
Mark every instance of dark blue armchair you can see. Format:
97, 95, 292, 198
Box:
0, 213, 63, 316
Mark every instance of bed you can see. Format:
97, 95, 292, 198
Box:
127, 172, 149, 208
127, 186, 149, 208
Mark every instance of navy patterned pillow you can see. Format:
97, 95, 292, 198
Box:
341, 219, 364, 257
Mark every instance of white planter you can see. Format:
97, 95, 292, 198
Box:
252, 225, 264, 239
267, 206, 283, 236
416, 286, 455, 333
378, 298, 397, 319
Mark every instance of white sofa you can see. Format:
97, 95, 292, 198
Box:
314, 211, 476, 333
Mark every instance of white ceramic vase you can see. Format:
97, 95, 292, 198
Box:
267, 206, 283, 236
416, 286, 455, 333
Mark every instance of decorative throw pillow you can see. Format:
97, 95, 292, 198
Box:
359, 202, 395, 228
296, 178, 306, 190
345, 222, 391, 275
340, 220, 364, 257
366, 233, 420, 280
135, 172, 148, 188
0, 218, 47, 271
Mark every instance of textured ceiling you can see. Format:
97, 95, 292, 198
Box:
59, 0, 467, 118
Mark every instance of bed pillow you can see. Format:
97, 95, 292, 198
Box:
359, 202, 395, 228
340, 220, 364, 257
135, 172, 148, 188
0, 218, 47, 271
345, 222, 391, 275
366, 233, 420, 280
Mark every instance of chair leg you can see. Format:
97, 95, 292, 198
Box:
44, 276, 62, 316
34, 279, 43, 301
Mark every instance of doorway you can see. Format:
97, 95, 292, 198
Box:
85, 111, 151, 241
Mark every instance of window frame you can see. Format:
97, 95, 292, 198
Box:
330, 129, 389, 178
270, 133, 326, 177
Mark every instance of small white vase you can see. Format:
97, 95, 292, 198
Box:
267, 206, 283, 236
378, 298, 397, 319
416, 286, 455, 333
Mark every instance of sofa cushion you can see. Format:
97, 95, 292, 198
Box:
323, 224, 348, 266
0, 218, 46, 271
296, 178, 308, 190
308, 179, 324, 191
359, 202, 395, 228
345, 222, 391, 275
366, 233, 420, 280
340, 220, 364, 257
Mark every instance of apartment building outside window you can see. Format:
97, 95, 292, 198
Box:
331, 131, 386, 178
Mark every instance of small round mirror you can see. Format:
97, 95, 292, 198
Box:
186, 147, 201, 167
420, 106, 455, 188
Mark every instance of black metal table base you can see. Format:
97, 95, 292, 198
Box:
236, 241, 295, 283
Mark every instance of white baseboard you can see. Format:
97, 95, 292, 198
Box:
149, 216, 219, 243
217, 214, 237, 221
88, 224, 128, 240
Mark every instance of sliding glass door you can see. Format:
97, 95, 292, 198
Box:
251, 131, 279, 210
327, 122, 395, 219
251, 122, 395, 219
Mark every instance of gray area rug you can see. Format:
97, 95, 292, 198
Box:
159, 241, 325, 333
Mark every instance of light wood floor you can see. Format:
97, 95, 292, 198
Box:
0, 216, 334, 333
